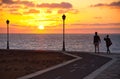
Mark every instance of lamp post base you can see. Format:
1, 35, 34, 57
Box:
62, 48, 65, 51
62, 41, 65, 51
7, 47, 9, 50
7, 41, 9, 50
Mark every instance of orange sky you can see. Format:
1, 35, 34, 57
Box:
0, 0, 120, 34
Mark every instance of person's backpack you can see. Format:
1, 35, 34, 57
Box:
104, 38, 112, 46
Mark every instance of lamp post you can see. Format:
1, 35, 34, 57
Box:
6, 20, 10, 49
62, 14, 66, 51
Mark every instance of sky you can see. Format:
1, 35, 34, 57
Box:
0, 0, 120, 34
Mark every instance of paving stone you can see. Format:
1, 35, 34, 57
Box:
95, 54, 120, 79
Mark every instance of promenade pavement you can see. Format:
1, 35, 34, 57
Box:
30, 52, 111, 79
94, 53, 120, 79
18, 52, 120, 79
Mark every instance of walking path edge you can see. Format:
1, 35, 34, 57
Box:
83, 54, 116, 79
17, 52, 82, 79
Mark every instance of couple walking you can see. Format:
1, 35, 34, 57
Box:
93, 32, 112, 53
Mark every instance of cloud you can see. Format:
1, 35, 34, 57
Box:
1, 0, 35, 7
1, 1, 72, 9
2, 0, 14, 4
109, 1, 120, 6
0, 0, 2, 5
58, 9, 68, 14
46, 9, 52, 13
35, 19, 59, 22
1, 1, 76, 14
24, 9, 40, 14
8, 8, 22, 15
2, 5, 22, 8
71, 23, 120, 26
94, 17, 102, 19
91, 1, 120, 8
9, 8, 18, 12
37, 2, 72, 8
58, 9, 79, 14
91, 3, 105, 7
19, 1, 35, 7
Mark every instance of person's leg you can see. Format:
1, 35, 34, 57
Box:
95, 45, 96, 53
108, 47, 110, 53
98, 45, 99, 53
107, 47, 109, 54
95, 44, 97, 53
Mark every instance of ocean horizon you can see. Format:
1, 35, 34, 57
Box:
0, 34, 120, 53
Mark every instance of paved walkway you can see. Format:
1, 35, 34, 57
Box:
94, 53, 120, 79
30, 52, 111, 79
18, 52, 120, 79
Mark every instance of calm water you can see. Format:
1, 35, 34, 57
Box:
0, 34, 120, 53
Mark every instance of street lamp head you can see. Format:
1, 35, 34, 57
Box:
6, 20, 10, 24
62, 14, 66, 20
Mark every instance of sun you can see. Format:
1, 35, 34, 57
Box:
38, 25, 44, 30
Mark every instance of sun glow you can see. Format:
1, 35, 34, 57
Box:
38, 25, 45, 30
0, 0, 120, 34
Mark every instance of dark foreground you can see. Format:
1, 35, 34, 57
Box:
0, 49, 74, 79
32, 52, 112, 79
0, 49, 112, 79
95, 54, 120, 79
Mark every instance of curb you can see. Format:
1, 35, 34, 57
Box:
17, 52, 81, 79
83, 53, 116, 79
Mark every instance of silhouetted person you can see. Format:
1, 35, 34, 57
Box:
93, 32, 101, 53
104, 35, 112, 54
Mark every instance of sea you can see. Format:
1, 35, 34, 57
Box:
0, 34, 120, 53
